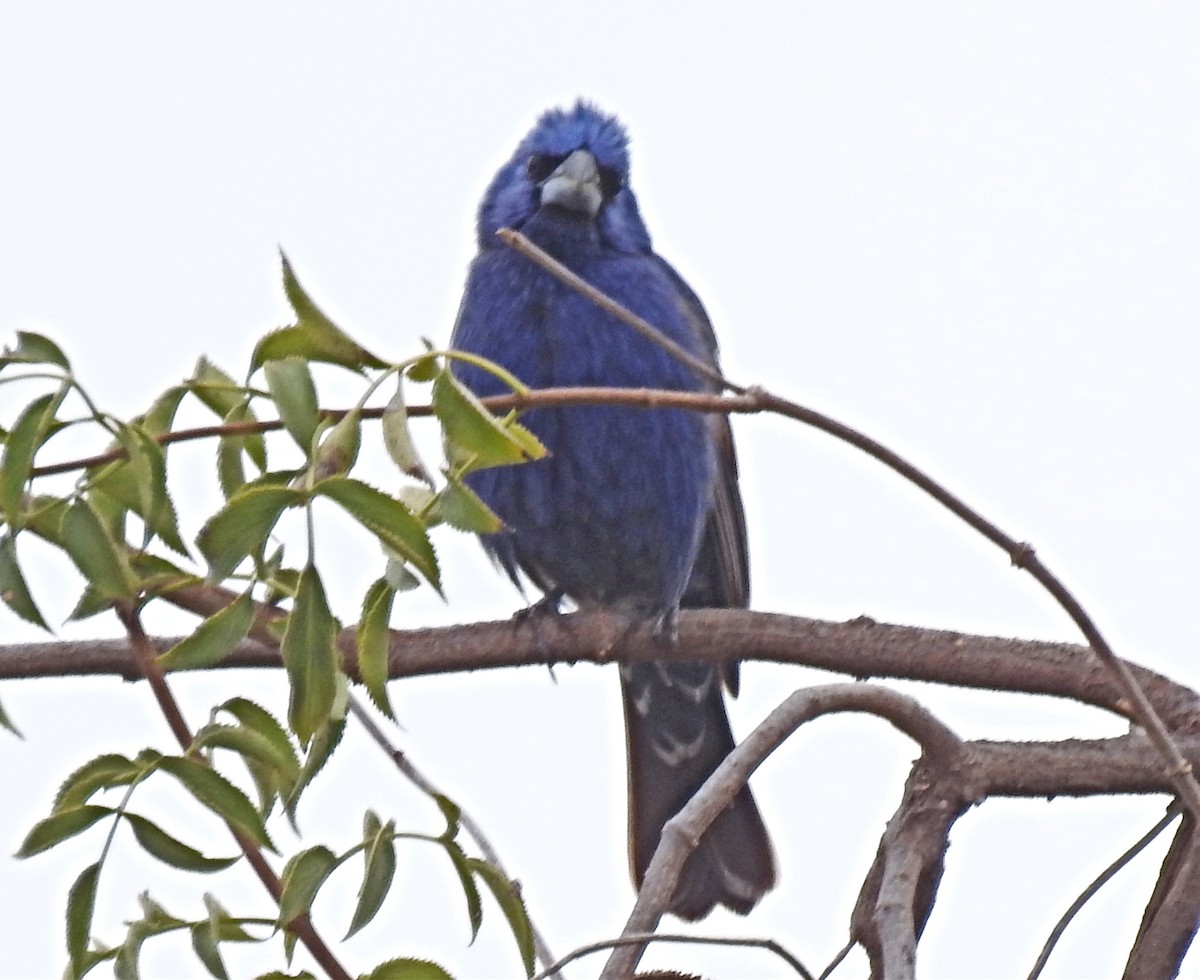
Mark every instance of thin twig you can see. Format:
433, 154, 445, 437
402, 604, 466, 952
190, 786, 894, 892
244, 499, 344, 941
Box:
1027, 804, 1181, 979
115, 604, 352, 980
531, 931, 813, 980
346, 694, 562, 980
497, 227, 1200, 822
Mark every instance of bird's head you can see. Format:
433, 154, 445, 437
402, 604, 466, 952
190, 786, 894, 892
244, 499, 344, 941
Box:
477, 100, 652, 253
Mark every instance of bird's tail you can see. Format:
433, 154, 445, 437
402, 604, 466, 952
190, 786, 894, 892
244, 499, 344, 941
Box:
621, 661, 776, 920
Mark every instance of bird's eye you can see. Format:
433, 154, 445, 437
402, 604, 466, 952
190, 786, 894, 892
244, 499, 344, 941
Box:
598, 166, 625, 201
526, 154, 564, 183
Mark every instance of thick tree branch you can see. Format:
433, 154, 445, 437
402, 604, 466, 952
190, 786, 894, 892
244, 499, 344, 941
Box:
6, 599, 1197, 735
603, 685, 962, 978
1124, 814, 1200, 978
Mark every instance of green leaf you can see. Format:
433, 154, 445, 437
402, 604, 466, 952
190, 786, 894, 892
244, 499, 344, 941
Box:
382, 384, 433, 484
356, 577, 395, 718
217, 399, 268, 499
66, 861, 100, 973
315, 477, 439, 592
312, 409, 360, 480
277, 845, 339, 928
190, 920, 229, 980
157, 756, 273, 851
0, 532, 49, 629
189, 358, 248, 420
405, 352, 439, 383
0, 391, 58, 529
434, 794, 461, 842
346, 811, 397, 939
434, 474, 503, 534
67, 583, 114, 623
124, 813, 239, 873
433, 366, 546, 470
16, 804, 114, 857
250, 252, 387, 372
158, 591, 254, 671
443, 840, 482, 941
263, 357, 320, 456
197, 484, 302, 582
0, 697, 20, 738
281, 564, 339, 746
215, 699, 301, 814
0, 330, 70, 369
361, 960, 453, 980
54, 753, 141, 812
193, 722, 300, 801
60, 499, 138, 600
284, 717, 344, 829
470, 858, 535, 976
89, 425, 187, 555
138, 385, 187, 437
203, 893, 256, 942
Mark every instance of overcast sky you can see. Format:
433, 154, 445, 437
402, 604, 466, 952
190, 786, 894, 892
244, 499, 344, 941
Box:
1, 4, 1197, 978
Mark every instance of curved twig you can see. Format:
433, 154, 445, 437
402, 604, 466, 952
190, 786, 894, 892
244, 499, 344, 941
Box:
601, 685, 962, 978
496, 227, 1200, 821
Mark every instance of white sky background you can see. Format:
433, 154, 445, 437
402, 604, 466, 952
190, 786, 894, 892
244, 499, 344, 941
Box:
0, 3, 1197, 978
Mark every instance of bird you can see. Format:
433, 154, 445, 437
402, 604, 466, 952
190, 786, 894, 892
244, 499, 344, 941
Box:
449, 100, 775, 920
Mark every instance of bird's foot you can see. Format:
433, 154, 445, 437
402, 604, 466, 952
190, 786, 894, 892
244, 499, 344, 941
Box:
513, 589, 565, 624
651, 606, 680, 645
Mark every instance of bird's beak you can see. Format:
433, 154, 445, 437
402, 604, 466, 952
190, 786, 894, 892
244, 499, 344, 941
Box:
539, 148, 603, 218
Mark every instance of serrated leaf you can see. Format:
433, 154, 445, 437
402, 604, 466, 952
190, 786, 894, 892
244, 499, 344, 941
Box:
361, 960, 453, 980
157, 756, 273, 851
67, 583, 114, 623
66, 861, 100, 972
277, 845, 339, 928
159, 592, 254, 671
189, 358, 247, 420
138, 385, 187, 437
313, 409, 360, 480
54, 753, 141, 812
434, 794, 461, 841
263, 357, 320, 456
433, 367, 545, 470
470, 858, 535, 976
357, 577, 395, 718
405, 353, 438, 383
284, 718, 344, 829
125, 813, 239, 873
190, 921, 228, 980
281, 564, 339, 746
315, 478, 439, 592
194, 722, 300, 795
251, 253, 387, 373
1, 330, 71, 370
59, 499, 138, 600
16, 804, 114, 857
443, 840, 482, 940
217, 398, 268, 499
0, 532, 49, 629
346, 812, 397, 939
382, 385, 433, 484
0, 697, 20, 738
434, 474, 503, 534
197, 484, 302, 582
89, 425, 187, 555
216, 698, 300, 815
1, 391, 59, 528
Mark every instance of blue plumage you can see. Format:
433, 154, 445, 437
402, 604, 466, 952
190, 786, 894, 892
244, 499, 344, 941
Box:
451, 101, 775, 919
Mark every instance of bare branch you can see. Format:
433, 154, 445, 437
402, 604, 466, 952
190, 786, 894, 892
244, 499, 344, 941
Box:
8, 600, 1197, 734
602, 685, 962, 978
1124, 815, 1200, 978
